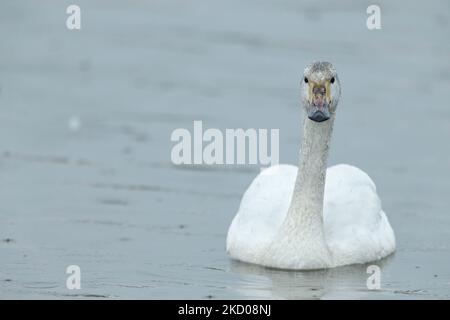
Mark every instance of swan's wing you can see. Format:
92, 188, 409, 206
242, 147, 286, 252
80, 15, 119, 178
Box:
323, 164, 396, 265
226, 165, 297, 262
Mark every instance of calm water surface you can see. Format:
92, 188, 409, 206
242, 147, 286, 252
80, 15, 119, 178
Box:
0, 0, 449, 299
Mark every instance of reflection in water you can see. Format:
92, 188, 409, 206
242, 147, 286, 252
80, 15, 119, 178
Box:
229, 256, 394, 299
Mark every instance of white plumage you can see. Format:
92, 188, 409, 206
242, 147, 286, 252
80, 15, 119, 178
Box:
226, 164, 396, 269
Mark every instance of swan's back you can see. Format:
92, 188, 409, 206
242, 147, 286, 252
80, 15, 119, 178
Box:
226, 164, 396, 267
226, 165, 296, 264
324, 164, 396, 266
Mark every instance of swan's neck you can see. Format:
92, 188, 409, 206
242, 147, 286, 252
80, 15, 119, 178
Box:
285, 112, 334, 235
263, 112, 335, 269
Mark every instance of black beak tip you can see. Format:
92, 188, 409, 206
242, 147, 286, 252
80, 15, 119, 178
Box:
308, 111, 330, 123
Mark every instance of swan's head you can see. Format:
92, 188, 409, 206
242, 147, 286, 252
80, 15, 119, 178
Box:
301, 61, 341, 123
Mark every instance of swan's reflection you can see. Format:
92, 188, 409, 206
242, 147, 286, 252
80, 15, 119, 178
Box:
229, 256, 394, 299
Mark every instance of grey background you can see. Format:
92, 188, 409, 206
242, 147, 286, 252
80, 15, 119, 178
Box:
0, 0, 449, 299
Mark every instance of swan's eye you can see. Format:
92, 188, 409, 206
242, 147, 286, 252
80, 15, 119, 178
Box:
330, 77, 335, 84
304, 77, 309, 83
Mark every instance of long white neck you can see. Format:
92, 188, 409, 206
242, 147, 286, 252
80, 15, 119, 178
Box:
285, 111, 335, 240
262, 111, 335, 269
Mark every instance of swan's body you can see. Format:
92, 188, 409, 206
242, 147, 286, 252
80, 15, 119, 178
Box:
226, 62, 395, 270
227, 164, 395, 269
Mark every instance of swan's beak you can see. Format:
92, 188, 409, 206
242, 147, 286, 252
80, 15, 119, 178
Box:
307, 82, 331, 122
309, 109, 330, 122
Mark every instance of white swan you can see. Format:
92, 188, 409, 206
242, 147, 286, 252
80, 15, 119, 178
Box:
226, 61, 395, 270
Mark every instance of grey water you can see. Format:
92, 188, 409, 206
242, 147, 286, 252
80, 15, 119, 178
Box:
0, 0, 449, 299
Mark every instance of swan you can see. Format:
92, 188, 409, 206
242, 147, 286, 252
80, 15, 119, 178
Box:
226, 61, 395, 270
